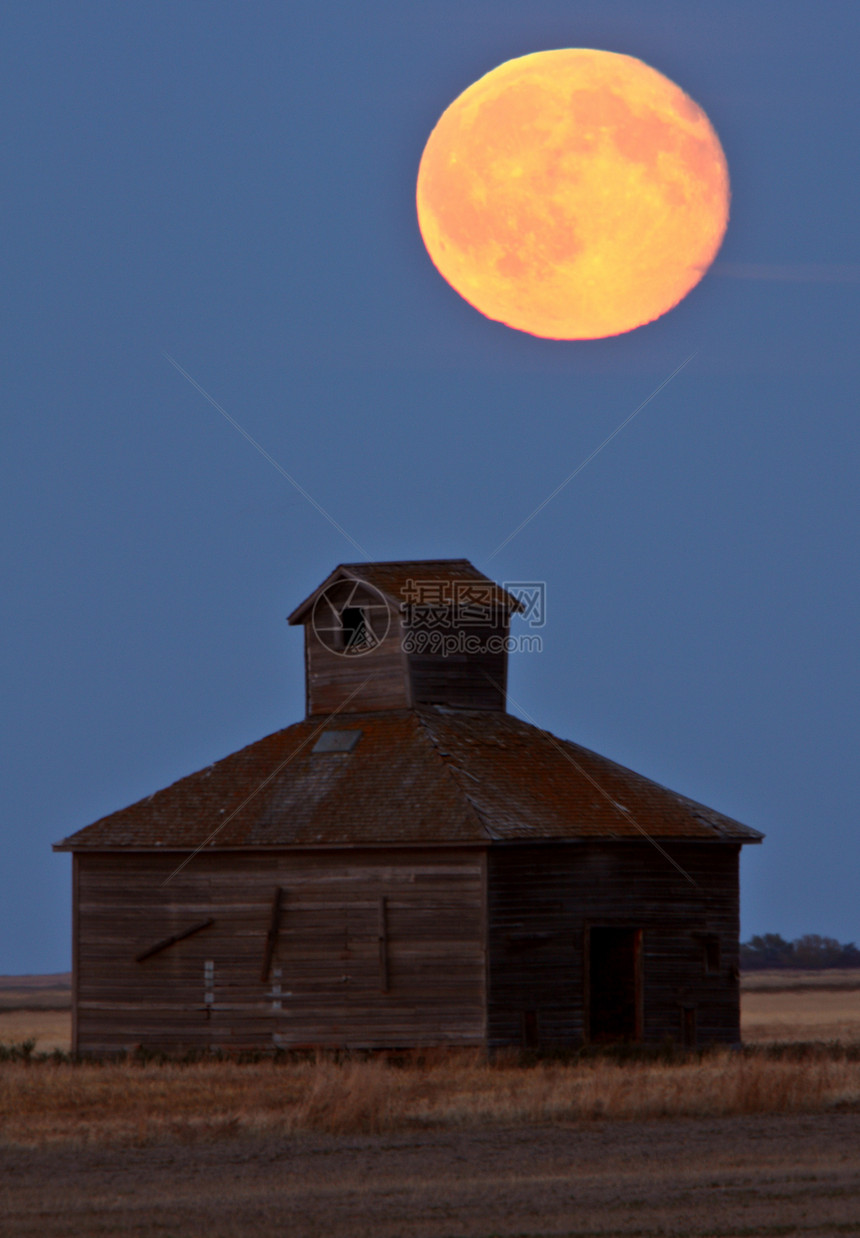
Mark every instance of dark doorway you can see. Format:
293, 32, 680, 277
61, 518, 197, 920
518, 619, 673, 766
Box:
588, 927, 642, 1042
522, 1009, 539, 1049
681, 1005, 697, 1048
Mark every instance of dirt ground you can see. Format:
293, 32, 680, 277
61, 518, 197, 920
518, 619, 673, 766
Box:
3, 1112, 859, 1237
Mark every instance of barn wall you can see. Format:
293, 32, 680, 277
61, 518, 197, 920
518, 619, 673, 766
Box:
74, 848, 486, 1054
407, 621, 508, 710
71, 852, 80, 1054
304, 613, 411, 715
486, 842, 741, 1049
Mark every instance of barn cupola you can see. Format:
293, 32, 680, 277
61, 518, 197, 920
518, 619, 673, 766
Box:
287, 560, 523, 717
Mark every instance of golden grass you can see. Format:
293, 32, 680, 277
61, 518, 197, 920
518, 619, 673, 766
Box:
0, 1011, 71, 1053
1, 1047, 859, 1148
3, 973, 859, 1150
742, 986, 860, 1044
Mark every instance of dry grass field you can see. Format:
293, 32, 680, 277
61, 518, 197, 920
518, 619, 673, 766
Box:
0, 974, 71, 1053
742, 969, 860, 1044
2, 971, 860, 1236
3, 1045, 860, 1147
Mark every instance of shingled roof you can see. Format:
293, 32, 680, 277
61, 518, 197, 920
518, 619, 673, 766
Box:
287, 559, 523, 624
54, 707, 762, 852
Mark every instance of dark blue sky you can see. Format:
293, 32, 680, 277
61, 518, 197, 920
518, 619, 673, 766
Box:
2, 2, 858, 973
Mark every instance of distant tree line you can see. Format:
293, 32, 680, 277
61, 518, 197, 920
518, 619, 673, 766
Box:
740, 933, 860, 970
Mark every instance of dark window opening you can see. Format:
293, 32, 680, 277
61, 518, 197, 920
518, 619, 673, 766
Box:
588, 927, 642, 1043
341, 606, 368, 651
522, 1009, 539, 1049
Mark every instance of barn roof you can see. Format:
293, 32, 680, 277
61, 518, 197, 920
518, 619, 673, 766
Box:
287, 559, 523, 624
54, 708, 762, 851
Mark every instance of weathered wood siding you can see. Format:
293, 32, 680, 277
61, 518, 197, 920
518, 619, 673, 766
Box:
74, 848, 486, 1054
305, 613, 411, 715
407, 622, 507, 710
486, 842, 741, 1048
304, 600, 510, 714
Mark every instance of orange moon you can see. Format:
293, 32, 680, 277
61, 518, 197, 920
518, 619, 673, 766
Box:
416, 49, 730, 339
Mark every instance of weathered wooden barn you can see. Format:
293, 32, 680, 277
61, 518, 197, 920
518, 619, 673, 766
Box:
55, 559, 762, 1055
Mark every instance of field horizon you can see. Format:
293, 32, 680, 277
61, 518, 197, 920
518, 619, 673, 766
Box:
3, 968, 860, 1055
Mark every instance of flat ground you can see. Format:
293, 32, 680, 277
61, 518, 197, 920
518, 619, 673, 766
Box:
3, 1113, 860, 1237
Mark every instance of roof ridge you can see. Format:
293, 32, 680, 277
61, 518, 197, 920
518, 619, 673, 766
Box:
546, 728, 761, 839
415, 707, 762, 845
414, 709, 495, 842
288, 560, 523, 624
341, 558, 475, 568
52, 718, 313, 850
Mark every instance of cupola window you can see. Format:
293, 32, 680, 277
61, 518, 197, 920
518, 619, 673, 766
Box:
341, 606, 368, 651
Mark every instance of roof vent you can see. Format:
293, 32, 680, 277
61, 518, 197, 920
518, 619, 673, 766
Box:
312, 729, 362, 754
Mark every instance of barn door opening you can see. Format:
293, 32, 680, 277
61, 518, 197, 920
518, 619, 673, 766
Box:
588, 927, 642, 1043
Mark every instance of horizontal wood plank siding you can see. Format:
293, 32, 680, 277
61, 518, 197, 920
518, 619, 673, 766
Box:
75, 849, 485, 1054
486, 842, 741, 1049
305, 617, 411, 716
407, 623, 507, 710
74, 840, 742, 1053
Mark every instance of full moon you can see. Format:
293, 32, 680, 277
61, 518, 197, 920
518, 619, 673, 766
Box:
416, 49, 730, 339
